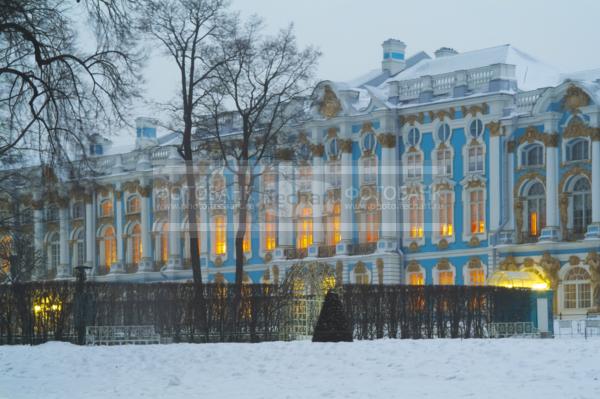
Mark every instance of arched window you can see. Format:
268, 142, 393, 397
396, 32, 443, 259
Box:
100, 200, 113, 217
567, 139, 590, 162
572, 178, 592, 235
102, 227, 117, 270
325, 200, 341, 246
467, 144, 484, 173
467, 260, 485, 286
563, 267, 592, 309
75, 229, 85, 267
437, 191, 454, 238
436, 265, 454, 285
521, 143, 544, 167
296, 202, 313, 250
48, 233, 60, 270
408, 271, 424, 285
365, 199, 379, 243
526, 182, 546, 237
131, 224, 142, 265
354, 263, 369, 284
408, 194, 424, 239
361, 155, 377, 185
214, 215, 227, 256
127, 196, 141, 214
436, 146, 452, 177
407, 127, 421, 147
468, 189, 485, 234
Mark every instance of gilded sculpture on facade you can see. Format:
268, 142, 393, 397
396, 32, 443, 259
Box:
318, 85, 342, 119
563, 85, 590, 114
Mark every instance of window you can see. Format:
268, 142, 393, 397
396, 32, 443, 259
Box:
437, 123, 451, 143
469, 119, 483, 139
242, 221, 251, 254
354, 263, 369, 284
362, 133, 376, 153
155, 192, 169, 211
76, 230, 85, 266
526, 182, 546, 237
365, 200, 379, 243
408, 195, 424, 239
438, 270, 454, 285
406, 153, 422, 179
326, 202, 341, 246
326, 159, 341, 187
127, 196, 141, 214
469, 190, 485, 234
361, 156, 377, 185
436, 148, 452, 177
47, 206, 58, 222
100, 200, 113, 217
214, 215, 227, 256
103, 227, 117, 269
264, 211, 277, 251
296, 205, 313, 249
327, 138, 340, 159
407, 127, 421, 147
572, 178, 592, 235
521, 144, 544, 167
437, 192, 453, 237
72, 202, 84, 219
469, 269, 485, 286
467, 145, 484, 173
131, 224, 142, 265
567, 139, 589, 162
563, 267, 592, 309
408, 272, 424, 285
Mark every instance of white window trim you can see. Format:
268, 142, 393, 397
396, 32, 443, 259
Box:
462, 261, 487, 286
559, 264, 593, 315
431, 187, 456, 244
462, 138, 486, 176
462, 185, 487, 242
563, 137, 591, 164
402, 185, 426, 246
433, 262, 456, 285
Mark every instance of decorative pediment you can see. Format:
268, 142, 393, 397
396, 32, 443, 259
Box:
407, 260, 421, 272
429, 108, 455, 122
462, 103, 488, 118
437, 258, 451, 270
319, 85, 342, 119
399, 112, 425, 126
499, 256, 518, 272
487, 121, 504, 137
519, 126, 546, 145
468, 257, 483, 269
563, 85, 590, 114
563, 118, 594, 139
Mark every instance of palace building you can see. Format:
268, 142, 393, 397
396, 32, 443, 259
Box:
3, 39, 600, 318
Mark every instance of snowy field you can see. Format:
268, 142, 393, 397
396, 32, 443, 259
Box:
1, 339, 599, 399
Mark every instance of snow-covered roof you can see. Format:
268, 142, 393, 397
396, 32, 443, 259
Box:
386, 44, 561, 91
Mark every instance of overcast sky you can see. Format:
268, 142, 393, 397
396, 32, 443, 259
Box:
139, 0, 600, 119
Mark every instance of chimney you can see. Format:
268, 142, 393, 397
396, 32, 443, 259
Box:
381, 39, 406, 75
434, 47, 459, 58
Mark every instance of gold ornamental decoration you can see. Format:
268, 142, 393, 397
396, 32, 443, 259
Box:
563, 118, 593, 139
499, 256, 519, 272
462, 103, 488, 118
563, 85, 590, 114
319, 85, 342, 119
407, 260, 421, 272
468, 257, 482, 269
362, 121, 374, 132
429, 108, 455, 122
437, 239, 449, 250
558, 167, 591, 193
339, 139, 353, 153
487, 121, 504, 137
399, 112, 425, 126
569, 255, 581, 266
519, 126, 546, 145
468, 235, 480, 247
310, 144, 325, 157
507, 140, 516, 153
437, 258, 451, 271
513, 172, 545, 198
377, 133, 396, 148
408, 241, 419, 252
138, 185, 152, 197
546, 133, 560, 148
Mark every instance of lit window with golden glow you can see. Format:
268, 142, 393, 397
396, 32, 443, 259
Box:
438, 271, 454, 285
438, 192, 453, 237
469, 269, 485, 286
326, 201, 341, 246
409, 195, 424, 239
296, 206, 313, 249
408, 272, 424, 285
132, 224, 142, 265
264, 211, 276, 251
161, 224, 169, 263
526, 182, 546, 238
103, 226, 117, 269
469, 190, 485, 234
0, 235, 12, 274
243, 222, 251, 253
100, 200, 113, 217
214, 215, 227, 255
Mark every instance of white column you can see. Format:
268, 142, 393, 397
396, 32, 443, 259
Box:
138, 184, 154, 272
489, 127, 502, 232
32, 194, 45, 279
340, 136, 354, 253
312, 146, 325, 246
506, 141, 516, 231
379, 133, 398, 243
587, 136, 600, 238
110, 188, 125, 273
166, 179, 183, 270
56, 202, 70, 278
542, 135, 560, 241
276, 159, 294, 252
84, 192, 96, 272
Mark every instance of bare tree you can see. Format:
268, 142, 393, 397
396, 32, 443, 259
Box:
199, 19, 320, 292
0, 0, 141, 166
138, 0, 232, 287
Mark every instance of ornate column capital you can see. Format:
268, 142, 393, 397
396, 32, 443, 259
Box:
339, 139, 353, 153
138, 185, 152, 197
310, 143, 325, 157
507, 140, 516, 153
545, 133, 560, 148
377, 133, 396, 148
487, 121, 504, 137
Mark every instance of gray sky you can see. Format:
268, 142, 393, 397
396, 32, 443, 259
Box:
140, 0, 600, 116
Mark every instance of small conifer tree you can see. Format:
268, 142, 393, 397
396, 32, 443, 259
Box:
312, 291, 353, 342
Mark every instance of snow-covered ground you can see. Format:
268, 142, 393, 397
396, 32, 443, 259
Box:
1, 339, 599, 399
